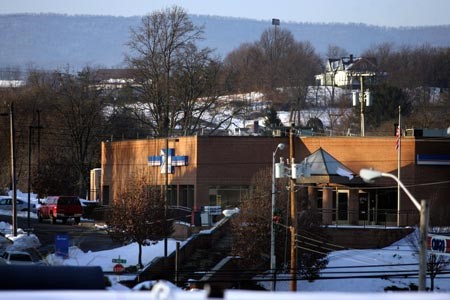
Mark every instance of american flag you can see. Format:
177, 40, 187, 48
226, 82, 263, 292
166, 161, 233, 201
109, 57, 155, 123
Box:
395, 125, 400, 151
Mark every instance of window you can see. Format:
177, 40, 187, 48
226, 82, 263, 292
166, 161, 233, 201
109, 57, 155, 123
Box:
179, 185, 194, 208
10, 253, 32, 262
102, 186, 110, 205
337, 192, 348, 221
0, 198, 10, 205
208, 186, 249, 208
317, 190, 323, 209
58, 196, 80, 205
376, 189, 397, 223
167, 185, 177, 206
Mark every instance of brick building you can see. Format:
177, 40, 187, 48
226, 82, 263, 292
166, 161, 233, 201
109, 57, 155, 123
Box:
99, 135, 450, 226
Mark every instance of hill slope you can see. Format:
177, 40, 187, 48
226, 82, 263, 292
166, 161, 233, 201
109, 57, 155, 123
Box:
1, 13, 449, 72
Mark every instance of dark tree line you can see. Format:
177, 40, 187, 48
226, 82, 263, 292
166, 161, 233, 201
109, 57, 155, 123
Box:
361, 44, 450, 133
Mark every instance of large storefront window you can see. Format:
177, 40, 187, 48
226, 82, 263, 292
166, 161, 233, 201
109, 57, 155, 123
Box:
164, 185, 194, 208
315, 187, 398, 226
168, 185, 177, 206
375, 189, 397, 224
179, 185, 194, 208
208, 186, 249, 208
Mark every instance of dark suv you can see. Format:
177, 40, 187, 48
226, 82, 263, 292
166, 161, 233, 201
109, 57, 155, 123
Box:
37, 196, 83, 224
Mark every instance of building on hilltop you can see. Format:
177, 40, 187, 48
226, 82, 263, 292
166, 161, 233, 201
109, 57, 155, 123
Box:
314, 55, 381, 88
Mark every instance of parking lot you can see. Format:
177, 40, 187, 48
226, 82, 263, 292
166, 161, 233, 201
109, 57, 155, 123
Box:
0, 214, 121, 257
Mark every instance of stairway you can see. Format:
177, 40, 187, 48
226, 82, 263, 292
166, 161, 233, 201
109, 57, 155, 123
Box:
177, 230, 232, 286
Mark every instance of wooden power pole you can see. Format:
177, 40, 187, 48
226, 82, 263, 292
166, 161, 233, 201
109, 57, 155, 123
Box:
289, 125, 297, 291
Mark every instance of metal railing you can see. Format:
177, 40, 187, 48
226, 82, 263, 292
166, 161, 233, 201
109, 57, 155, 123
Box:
315, 208, 420, 227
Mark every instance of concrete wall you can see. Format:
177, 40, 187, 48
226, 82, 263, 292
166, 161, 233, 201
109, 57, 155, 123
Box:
322, 227, 414, 249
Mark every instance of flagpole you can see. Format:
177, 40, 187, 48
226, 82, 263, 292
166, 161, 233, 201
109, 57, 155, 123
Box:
397, 105, 401, 227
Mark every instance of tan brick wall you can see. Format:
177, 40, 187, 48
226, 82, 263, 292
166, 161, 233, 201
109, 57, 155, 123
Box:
101, 137, 199, 204
299, 136, 450, 224
100, 135, 450, 225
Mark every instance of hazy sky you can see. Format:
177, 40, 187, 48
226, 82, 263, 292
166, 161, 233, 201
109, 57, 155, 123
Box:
1, 0, 449, 27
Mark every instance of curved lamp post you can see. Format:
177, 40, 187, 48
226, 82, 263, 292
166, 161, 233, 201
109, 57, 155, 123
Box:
359, 168, 429, 291
271, 143, 285, 291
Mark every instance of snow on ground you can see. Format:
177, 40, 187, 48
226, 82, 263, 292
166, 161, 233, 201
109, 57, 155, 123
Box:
45, 239, 181, 272
264, 230, 450, 292
1, 192, 449, 295
1, 217, 450, 293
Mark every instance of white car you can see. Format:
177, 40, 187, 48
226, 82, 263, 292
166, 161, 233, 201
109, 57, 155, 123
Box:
0, 250, 35, 265
0, 196, 36, 212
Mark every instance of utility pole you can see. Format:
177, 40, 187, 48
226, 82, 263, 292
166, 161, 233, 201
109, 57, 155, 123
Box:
351, 72, 374, 136
289, 125, 297, 291
175, 241, 180, 285
164, 125, 169, 258
27, 123, 43, 230
419, 199, 429, 291
10, 103, 17, 236
37, 109, 41, 172
397, 106, 401, 227
359, 75, 365, 136
27, 126, 33, 230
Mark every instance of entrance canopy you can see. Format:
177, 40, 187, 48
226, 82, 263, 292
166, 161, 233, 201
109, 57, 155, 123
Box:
301, 147, 356, 184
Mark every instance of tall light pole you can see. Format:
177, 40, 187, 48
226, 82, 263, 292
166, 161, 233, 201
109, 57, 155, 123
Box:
359, 169, 429, 291
271, 142, 285, 291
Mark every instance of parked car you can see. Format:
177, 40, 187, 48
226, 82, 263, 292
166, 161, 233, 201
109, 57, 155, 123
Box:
37, 196, 83, 224
0, 250, 35, 265
0, 196, 36, 212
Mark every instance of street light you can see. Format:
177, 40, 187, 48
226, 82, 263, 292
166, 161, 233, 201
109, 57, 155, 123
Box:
359, 168, 429, 291
271, 142, 285, 291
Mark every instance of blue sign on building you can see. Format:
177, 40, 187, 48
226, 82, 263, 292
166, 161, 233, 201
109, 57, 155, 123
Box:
55, 234, 69, 258
148, 148, 188, 173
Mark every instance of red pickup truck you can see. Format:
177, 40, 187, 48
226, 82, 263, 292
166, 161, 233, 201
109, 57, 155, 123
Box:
37, 196, 83, 224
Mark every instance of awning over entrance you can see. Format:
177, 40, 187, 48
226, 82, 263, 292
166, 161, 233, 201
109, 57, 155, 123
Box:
300, 147, 357, 185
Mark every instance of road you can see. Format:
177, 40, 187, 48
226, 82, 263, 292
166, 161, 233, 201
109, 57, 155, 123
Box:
0, 214, 122, 254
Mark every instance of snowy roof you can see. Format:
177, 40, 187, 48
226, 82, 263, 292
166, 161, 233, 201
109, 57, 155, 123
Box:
0, 80, 25, 88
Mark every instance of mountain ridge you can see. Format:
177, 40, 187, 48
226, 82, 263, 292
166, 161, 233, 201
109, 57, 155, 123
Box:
1, 13, 449, 72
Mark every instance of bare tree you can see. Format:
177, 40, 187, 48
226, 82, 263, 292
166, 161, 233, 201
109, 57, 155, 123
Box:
107, 170, 167, 268
231, 167, 327, 281
125, 6, 231, 137
231, 167, 283, 268
222, 43, 263, 93
171, 43, 238, 135
47, 68, 105, 196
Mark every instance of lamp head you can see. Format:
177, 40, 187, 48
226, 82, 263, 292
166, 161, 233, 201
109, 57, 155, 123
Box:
359, 168, 383, 183
277, 143, 285, 151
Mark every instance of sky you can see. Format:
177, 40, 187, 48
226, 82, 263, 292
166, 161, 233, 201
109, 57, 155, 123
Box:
1, 0, 449, 28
